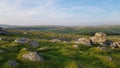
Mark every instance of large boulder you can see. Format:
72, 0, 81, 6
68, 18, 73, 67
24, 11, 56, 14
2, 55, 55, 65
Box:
17, 49, 43, 62
90, 32, 111, 46
90, 32, 107, 43
22, 51, 42, 61
74, 38, 92, 46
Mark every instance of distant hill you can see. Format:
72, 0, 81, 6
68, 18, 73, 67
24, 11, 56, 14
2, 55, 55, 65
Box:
0, 24, 18, 28
0, 24, 11, 28
6, 25, 120, 35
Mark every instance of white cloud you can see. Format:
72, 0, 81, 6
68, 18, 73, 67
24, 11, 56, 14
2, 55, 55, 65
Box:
0, 0, 119, 25
0, 1, 74, 25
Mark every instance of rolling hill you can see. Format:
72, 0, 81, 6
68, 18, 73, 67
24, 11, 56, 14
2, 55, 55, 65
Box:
5, 25, 120, 35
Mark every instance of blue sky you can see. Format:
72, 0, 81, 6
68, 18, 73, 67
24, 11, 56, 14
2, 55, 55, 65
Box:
0, 0, 120, 26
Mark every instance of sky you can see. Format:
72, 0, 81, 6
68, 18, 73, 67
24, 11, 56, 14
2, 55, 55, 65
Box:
0, 0, 120, 26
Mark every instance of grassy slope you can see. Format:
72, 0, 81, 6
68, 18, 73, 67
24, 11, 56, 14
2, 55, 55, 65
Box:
0, 30, 120, 68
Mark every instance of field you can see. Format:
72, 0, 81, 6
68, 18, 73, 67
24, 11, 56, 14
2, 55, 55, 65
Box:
0, 28, 120, 68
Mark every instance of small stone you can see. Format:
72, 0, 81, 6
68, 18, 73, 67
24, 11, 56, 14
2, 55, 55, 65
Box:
0, 38, 7, 41
15, 38, 28, 44
29, 41, 39, 48
107, 56, 112, 61
51, 39, 61, 43
97, 47, 111, 52
73, 45, 79, 48
0, 49, 4, 53
3, 60, 18, 68
0, 38, 2, 40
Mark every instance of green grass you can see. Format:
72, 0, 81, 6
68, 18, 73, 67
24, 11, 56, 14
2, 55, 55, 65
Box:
0, 30, 120, 68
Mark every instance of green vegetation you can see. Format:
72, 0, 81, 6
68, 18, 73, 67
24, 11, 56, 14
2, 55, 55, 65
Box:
10, 25, 120, 35
0, 29, 120, 68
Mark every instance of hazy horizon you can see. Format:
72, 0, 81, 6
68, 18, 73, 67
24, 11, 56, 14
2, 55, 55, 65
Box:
0, 0, 120, 26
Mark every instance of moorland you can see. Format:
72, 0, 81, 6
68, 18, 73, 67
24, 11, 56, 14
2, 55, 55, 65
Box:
0, 25, 120, 68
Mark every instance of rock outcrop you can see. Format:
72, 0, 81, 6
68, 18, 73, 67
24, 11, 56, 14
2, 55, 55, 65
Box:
90, 32, 108, 43
90, 32, 113, 46
74, 32, 113, 46
74, 38, 92, 46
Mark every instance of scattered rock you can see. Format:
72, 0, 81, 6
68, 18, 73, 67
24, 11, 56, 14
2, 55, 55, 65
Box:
107, 56, 112, 61
110, 41, 120, 48
0, 38, 7, 41
29, 41, 39, 48
0, 38, 2, 41
72, 45, 79, 48
0, 49, 4, 53
74, 38, 92, 46
14, 38, 29, 44
102, 40, 113, 46
14, 38, 40, 48
23, 32, 28, 35
73, 32, 114, 47
3, 60, 18, 68
51, 39, 61, 43
22, 51, 43, 61
18, 50, 43, 62
97, 47, 111, 52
